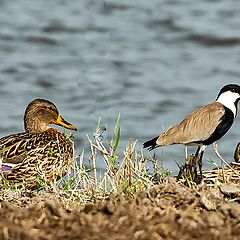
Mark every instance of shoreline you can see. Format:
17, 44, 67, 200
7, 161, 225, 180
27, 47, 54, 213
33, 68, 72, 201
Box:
0, 176, 239, 240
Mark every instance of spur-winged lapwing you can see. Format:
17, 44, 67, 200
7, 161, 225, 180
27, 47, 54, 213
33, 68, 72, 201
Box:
143, 84, 240, 177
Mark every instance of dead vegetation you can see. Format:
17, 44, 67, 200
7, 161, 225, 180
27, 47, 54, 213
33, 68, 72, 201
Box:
0, 177, 240, 240
0, 119, 239, 240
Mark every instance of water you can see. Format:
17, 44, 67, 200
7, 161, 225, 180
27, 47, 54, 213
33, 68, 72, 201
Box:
0, 0, 240, 174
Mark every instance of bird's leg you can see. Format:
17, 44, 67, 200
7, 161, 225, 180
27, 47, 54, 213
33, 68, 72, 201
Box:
184, 145, 189, 175
198, 150, 204, 179
194, 146, 201, 178
185, 145, 188, 163
194, 145, 206, 181
199, 145, 206, 180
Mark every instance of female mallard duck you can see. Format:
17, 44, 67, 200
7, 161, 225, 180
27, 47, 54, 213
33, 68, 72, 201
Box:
202, 143, 240, 185
0, 99, 77, 189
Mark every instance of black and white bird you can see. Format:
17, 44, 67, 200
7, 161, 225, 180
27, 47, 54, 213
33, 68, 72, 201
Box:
143, 84, 240, 177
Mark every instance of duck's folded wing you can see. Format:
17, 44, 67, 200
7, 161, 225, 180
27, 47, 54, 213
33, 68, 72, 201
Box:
0, 132, 30, 164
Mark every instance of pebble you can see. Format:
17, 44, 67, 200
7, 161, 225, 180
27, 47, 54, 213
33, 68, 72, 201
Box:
219, 184, 240, 196
200, 194, 216, 211
220, 203, 240, 219
207, 212, 224, 227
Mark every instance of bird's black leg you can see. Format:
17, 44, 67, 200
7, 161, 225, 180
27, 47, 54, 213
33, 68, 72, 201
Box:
194, 146, 205, 181
194, 146, 201, 178
198, 150, 204, 179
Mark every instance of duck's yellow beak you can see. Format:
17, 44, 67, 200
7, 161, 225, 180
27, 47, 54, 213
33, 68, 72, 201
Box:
53, 115, 77, 131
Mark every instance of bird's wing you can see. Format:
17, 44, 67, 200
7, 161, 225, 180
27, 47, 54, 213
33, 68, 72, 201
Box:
156, 102, 227, 145
0, 130, 57, 165
0, 132, 31, 164
3, 140, 73, 183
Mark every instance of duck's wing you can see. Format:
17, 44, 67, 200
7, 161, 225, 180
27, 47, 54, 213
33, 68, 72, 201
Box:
0, 132, 31, 164
3, 134, 74, 184
0, 130, 58, 165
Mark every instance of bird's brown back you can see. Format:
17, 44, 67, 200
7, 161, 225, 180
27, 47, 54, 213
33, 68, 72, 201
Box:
156, 102, 225, 146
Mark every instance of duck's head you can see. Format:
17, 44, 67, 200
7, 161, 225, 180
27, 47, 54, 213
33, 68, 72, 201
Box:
24, 99, 77, 134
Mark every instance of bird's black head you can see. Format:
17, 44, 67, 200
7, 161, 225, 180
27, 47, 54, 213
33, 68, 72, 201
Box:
217, 84, 240, 98
216, 84, 240, 116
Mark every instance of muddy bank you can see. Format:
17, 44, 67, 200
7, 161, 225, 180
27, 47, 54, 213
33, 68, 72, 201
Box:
0, 177, 240, 240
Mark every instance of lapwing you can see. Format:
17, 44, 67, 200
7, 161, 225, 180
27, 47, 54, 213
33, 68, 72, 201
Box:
143, 84, 240, 178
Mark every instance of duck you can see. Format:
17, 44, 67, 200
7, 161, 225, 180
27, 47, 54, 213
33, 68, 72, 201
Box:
0, 98, 77, 189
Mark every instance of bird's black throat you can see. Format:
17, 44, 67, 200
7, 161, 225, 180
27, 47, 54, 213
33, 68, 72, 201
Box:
195, 106, 234, 146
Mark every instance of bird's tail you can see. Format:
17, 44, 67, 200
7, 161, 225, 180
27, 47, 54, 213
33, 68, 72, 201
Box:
143, 136, 159, 151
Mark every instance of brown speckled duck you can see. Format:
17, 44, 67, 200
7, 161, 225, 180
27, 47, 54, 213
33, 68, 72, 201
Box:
0, 98, 77, 189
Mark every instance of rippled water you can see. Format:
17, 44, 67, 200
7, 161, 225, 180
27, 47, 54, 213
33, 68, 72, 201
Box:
0, 0, 240, 174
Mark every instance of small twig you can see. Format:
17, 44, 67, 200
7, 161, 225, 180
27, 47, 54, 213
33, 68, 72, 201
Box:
87, 135, 98, 189
89, 143, 112, 156
213, 142, 239, 176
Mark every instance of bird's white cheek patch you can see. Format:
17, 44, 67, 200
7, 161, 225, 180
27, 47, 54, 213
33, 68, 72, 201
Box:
217, 91, 239, 117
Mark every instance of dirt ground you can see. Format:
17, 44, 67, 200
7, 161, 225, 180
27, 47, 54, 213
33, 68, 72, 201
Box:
0, 177, 240, 240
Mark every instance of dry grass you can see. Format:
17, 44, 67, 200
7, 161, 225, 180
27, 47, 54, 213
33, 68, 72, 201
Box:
55, 123, 170, 206
0, 116, 170, 207
1, 116, 239, 207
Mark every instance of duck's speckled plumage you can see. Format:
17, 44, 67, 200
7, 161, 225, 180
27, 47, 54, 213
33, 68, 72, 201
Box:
0, 99, 77, 189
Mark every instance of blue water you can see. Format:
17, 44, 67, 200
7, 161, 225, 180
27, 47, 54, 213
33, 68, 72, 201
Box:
0, 0, 240, 174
